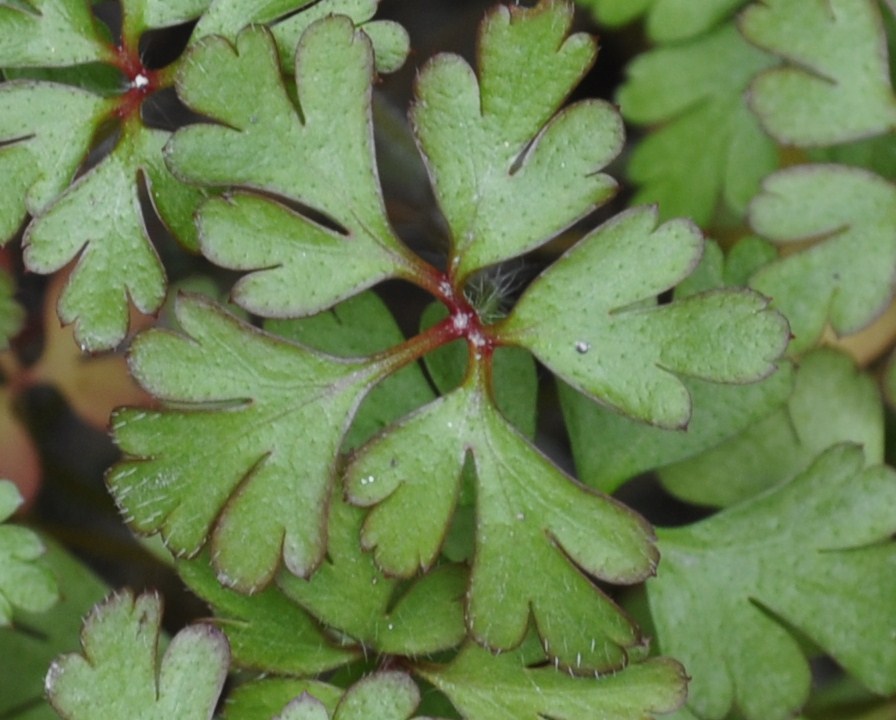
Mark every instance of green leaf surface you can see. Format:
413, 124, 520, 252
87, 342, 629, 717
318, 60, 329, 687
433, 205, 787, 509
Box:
411, 0, 621, 282
661, 348, 883, 507
749, 165, 896, 353
0, 0, 115, 67
420, 636, 687, 720
108, 295, 386, 591
0, 270, 24, 348
649, 444, 896, 720
139, 0, 210, 29
741, 0, 896, 146
346, 362, 657, 673
268, 290, 435, 450
617, 23, 778, 225
501, 206, 789, 428
224, 679, 341, 720
0, 81, 110, 243
0, 481, 57, 625
0, 539, 107, 720
192, 0, 408, 74
420, 302, 537, 438
560, 361, 793, 494
46, 591, 229, 720
332, 672, 420, 720
576, 0, 749, 42
178, 554, 357, 675
23, 120, 204, 350
168, 21, 420, 317
277, 493, 467, 656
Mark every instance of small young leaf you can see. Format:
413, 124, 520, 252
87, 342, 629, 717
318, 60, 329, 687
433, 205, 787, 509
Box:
0, 480, 57, 624
178, 554, 358, 675
0, 81, 109, 242
617, 23, 778, 224
576, 0, 749, 42
347, 363, 657, 672
411, 0, 622, 283
501, 206, 789, 428
749, 165, 896, 353
167, 21, 422, 317
108, 295, 387, 591
46, 591, 229, 720
0, 0, 115, 67
741, 0, 896, 146
277, 493, 467, 656
661, 348, 883, 507
649, 444, 896, 720
419, 636, 687, 720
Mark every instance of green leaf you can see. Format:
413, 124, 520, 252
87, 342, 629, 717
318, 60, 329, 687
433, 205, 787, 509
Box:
660, 348, 884, 507
649, 444, 896, 720
0, 539, 107, 720
576, 0, 749, 42
346, 362, 657, 673
268, 290, 436, 450
741, 0, 896, 146
501, 206, 789, 428
0, 481, 57, 625
410, 0, 622, 282
139, 0, 210, 29
178, 554, 358, 675
749, 165, 896, 354
0, 269, 24, 349
192, 0, 409, 74
108, 295, 387, 591
22, 122, 196, 350
560, 362, 793, 494
46, 591, 229, 720
0, 81, 110, 243
167, 21, 421, 317
0, 0, 115, 67
277, 492, 467, 656
331, 672, 420, 720
224, 679, 342, 720
419, 636, 687, 720
617, 23, 778, 224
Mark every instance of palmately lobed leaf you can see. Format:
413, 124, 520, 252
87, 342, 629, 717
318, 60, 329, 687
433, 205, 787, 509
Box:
411, 0, 622, 282
0, 480, 58, 625
501, 206, 790, 428
167, 20, 422, 318
617, 23, 778, 224
108, 294, 388, 592
749, 164, 896, 353
346, 361, 657, 673
741, 0, 896, 146
649, 444, 896, 720
46, 591, 229, 720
